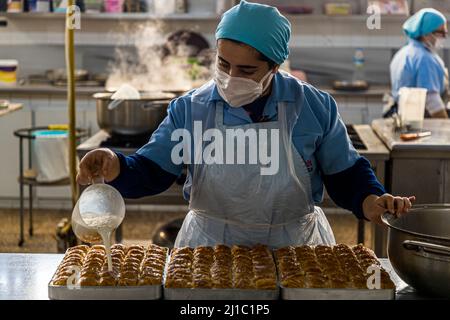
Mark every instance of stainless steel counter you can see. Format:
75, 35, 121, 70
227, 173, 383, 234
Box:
372, 118, 450, 204
0, 253, 62, 300
0, 253, 434, 300
372, 118, 450, 153
320, 85, 388, 97
353, 124, 390, 160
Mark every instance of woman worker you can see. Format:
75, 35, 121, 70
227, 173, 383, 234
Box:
78, 1, 414, 248
390, 8, 449, 118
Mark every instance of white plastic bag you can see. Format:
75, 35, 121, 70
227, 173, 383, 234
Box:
32, 130, 70, 182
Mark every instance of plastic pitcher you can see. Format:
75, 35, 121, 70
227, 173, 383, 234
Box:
398, 87, 427, 131
71, 200, 102, 244
71, 177, 125, 243
77, 177, 125, 231
74, 177, 125, 271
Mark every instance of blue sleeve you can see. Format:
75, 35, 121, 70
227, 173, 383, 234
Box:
108, 152, 178, 199
416, 56, 444, 93
315, 93, 360, 174
322, 157, 386, 219
135, 97, 188, 176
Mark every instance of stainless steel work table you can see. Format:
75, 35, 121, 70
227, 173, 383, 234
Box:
372, 118, 450, 154
0, 253, 436, 300
372, 118, 450, 205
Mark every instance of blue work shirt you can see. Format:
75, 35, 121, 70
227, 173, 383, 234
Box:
136, 72, 361, 205
390, 39, 446, 101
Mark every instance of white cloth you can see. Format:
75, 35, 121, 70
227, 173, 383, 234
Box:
32, 131, 70, 182
426, 91, 446, 115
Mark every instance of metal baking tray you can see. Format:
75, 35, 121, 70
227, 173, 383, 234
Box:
163, 249, 279, 300
48, 249, 170, 300
164, 286, 279, 300
280, 286, 395, 300
48, 283, 162, 300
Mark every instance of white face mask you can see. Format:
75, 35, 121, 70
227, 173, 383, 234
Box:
214, 67, 274, 108
434, 36, 445, 50
426, 34, 445, 51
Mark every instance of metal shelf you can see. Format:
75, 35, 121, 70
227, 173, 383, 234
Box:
0, 12, 414, 21
285, 14, 409, 22
0, 13, 423, 49
0, 12, 220, 21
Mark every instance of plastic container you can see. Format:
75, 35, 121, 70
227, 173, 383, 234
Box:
174, 0, 186, 13
77, 178, 125, 271
104, 0, 123, 13
153, 0, 175, 15
0, 0, 8, 12
71, 200, 102, 244
352, 48, 365, 82
72, 177, 125, 244
27, 0, 37, 11
186, 0, 214, 14
0, 60, 18, 86
52, 0, 66, 12
83, 0, 102, 13
36, 0, 49, 12
398, 87, 427, 131
77, 177, 125, 235
78, 182, 124, 226
324, 2, 352, 15
7, 0, 22, 13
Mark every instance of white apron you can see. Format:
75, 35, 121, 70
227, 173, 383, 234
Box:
175, 82, 336, 248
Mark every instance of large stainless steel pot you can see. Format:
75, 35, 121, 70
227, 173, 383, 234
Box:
382, 204, 450, 297
94, 92, 175, 135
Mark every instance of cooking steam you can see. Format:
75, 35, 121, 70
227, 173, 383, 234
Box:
106, 22, 214, 93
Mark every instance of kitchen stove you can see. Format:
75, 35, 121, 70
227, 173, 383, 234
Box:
78, 130, 148, 157
346, 124, 367, 150
99, 132, 152, 150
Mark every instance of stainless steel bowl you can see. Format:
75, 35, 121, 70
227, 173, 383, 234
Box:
382, 204, 450, 297
94, 92, 175, 135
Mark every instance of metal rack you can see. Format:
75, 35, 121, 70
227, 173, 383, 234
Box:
13, 126, 88, 246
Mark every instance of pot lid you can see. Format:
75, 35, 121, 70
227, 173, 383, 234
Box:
93, 91, 175, 101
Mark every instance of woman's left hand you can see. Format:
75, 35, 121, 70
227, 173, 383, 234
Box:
363, 193, 416, 225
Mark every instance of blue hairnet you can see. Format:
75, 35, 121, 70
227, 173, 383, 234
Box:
403, 8, 446, 39
215, 0, 291, 65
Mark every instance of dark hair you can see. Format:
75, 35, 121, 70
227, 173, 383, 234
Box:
222, 38, 277, 69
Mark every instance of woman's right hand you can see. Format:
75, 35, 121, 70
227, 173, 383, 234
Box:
76, 148, 120, 185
